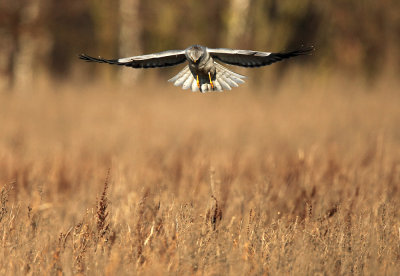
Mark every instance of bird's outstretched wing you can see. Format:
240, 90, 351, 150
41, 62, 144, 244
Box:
79, 50, 186, 68
207, 46, 314, 68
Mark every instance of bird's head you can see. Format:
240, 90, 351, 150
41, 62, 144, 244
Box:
186, 45, 205, 63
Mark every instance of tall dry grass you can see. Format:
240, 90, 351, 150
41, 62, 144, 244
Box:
0, 74, 399, 275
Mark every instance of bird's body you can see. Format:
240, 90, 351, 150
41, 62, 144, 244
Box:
187, 46, 215, 79
185, 45, 217, 91
80, 44, 313, 92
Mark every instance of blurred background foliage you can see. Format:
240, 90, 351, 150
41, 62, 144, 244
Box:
0, 0, 399, 90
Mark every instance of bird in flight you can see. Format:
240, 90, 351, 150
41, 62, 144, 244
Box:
79, 45, 313, 93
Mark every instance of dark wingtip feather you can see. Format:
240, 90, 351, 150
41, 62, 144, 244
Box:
78, 53, 120, 64
293, 46, 315, 56
78, 53, 90, 61
78, 53, 102, 62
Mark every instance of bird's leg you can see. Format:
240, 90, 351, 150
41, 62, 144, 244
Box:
196, 75, 200, 89
208, 72, 214, 89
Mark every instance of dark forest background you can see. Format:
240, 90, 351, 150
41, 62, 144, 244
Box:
1, 0, 399, 91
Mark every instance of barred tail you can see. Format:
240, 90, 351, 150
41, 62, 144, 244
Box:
213, 63, 246, 91
168, 65, 199, 91
168, 63, 246, 93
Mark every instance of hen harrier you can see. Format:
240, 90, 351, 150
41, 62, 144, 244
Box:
79, 45, 313, 92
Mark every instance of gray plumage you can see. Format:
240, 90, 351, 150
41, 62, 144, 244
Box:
79, 44, 313, 93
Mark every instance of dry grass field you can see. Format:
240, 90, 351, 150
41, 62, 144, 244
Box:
0, 75, 399, 275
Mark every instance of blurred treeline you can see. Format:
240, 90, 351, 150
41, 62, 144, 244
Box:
1, 0, 399, 90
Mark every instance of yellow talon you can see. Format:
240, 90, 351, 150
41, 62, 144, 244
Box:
208, 72, 214, 89
196, 75, 200, 88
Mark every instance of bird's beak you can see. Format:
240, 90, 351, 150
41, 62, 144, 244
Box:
193, 59, 197, 63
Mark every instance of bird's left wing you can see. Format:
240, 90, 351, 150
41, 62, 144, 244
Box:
79, 49, 186, 68
207, 46, 313, 68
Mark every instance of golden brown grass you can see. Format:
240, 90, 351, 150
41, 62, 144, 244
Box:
0, 75, 399, 275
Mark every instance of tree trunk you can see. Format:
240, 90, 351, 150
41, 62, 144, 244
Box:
225, 0, 250, 47
118, 0, 141, 86
0, 26, 14, 92
13, 0, 42, 92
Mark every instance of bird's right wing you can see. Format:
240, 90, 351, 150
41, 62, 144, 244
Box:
207, 47, 314, 68
79, 49, 186, 68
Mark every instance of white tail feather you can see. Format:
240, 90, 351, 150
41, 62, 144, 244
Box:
168, 66, 189, 83
191, 78, 199, 92
168, 63, 246, 92
182, 74, 194, 90
218, 77, 231, 90
173, 72, 190, 86
213, 79, 223, 91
